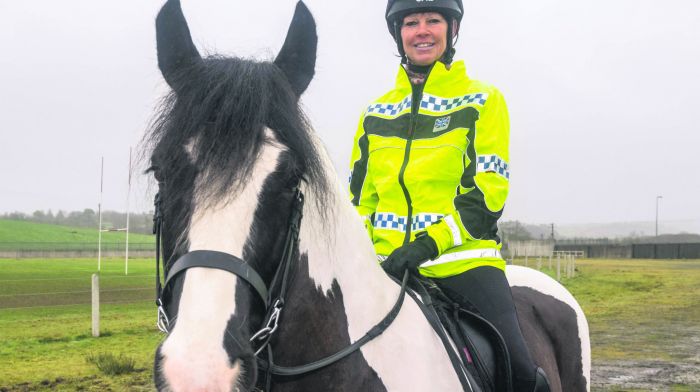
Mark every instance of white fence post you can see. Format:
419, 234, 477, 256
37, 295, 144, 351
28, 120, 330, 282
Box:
568, 255, 574, 278
92, 274, 100, 337
557, 254, 561, 281
571, 255, 576, 278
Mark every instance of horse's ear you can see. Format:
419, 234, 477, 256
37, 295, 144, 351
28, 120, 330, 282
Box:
156, 0, 201, 87
274, 1, 317, 97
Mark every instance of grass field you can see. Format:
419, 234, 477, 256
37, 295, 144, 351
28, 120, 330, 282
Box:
2, 257, 699, 391
0, 258, 160, 391
0, 219, 154, 246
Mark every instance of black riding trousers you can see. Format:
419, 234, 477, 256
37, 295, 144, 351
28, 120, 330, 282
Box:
434, 266, 537, 392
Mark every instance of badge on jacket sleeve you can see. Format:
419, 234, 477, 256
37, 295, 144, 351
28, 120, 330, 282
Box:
433, 116, 451, 133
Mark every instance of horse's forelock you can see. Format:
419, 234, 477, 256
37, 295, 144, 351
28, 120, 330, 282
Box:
145, 55, 328, 215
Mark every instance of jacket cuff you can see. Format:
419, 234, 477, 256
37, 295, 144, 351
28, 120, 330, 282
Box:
425, 220, 453, 256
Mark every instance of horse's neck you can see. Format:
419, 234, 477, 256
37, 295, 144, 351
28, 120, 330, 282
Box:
298, 166, 402, 340
293, 176, 465, 391
277, 137, 465, 390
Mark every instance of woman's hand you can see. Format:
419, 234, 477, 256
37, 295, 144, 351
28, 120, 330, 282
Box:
381, 234, 438, 279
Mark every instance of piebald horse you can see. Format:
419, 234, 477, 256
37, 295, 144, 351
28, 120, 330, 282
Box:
146, 1, 591, 391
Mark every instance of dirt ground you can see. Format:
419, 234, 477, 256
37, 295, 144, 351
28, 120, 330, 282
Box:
593, 359, 700, 391
589, 323, 700, 391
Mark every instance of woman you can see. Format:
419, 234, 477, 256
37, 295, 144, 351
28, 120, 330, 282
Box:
349, 1, 551, 391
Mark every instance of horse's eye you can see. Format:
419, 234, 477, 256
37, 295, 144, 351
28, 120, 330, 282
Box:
149, 166, 166, 183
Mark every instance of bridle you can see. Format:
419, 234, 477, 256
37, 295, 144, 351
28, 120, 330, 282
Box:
152, 184, 410, 389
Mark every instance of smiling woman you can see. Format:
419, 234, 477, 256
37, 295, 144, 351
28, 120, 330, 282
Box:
400, 12, 450, 66
348, 0, 557, 391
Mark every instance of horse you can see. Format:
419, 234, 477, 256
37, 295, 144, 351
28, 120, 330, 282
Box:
145, 1, 591, 391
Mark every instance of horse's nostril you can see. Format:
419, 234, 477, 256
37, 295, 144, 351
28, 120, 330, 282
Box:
160, 346, 244, 392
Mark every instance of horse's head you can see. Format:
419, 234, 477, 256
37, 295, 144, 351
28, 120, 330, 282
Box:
146, 1, 325, 390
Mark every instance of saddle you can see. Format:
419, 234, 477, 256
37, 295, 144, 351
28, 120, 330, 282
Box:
407, 277, 514, 392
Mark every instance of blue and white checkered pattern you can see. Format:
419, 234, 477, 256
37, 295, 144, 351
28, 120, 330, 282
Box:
366, 92, 487, 117
374, 213, 407, 231
366, 96, 412, 117
373, 213, 443, 232
411, 213, 444, 231
476, 155, 510, 180
421, 93, 488, 112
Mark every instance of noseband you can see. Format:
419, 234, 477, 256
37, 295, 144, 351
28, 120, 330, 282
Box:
153, 186, 409, 388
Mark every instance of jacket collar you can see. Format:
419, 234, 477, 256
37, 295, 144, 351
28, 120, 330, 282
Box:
395, 60, 469, 92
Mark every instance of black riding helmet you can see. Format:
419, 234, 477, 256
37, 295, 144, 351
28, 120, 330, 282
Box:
386, 0, 464, 64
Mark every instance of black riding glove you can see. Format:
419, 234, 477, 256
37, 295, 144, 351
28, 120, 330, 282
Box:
381, 234, 439, 279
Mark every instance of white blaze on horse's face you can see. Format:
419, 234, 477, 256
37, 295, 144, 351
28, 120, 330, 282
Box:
159, 129, 285, 392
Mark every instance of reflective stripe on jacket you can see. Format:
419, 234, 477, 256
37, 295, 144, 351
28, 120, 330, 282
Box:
349, 61, 509, 278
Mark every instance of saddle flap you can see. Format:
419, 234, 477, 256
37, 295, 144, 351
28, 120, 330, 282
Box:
410, 278, 513, 392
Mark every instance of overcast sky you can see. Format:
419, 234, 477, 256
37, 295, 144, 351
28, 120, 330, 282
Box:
1, 0, 698, 229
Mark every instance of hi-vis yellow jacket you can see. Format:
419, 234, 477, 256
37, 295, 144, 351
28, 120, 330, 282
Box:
349, 61, 509, 278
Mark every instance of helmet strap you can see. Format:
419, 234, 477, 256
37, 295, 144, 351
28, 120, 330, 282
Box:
440, 19, 456, 65
394, 20, 408, 64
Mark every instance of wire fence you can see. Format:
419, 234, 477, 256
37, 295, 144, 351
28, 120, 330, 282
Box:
508, 253, 579, 280
0, 242, 155, 259
0, 274, 155, 310
555, 242, 700, 259
0, 242, 153, 251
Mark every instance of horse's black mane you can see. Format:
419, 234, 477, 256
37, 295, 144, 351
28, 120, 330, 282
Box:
144, 55, 328, 216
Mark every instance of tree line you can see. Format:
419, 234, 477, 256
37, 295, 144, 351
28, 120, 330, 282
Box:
5, 211, 694, 244
1, 210, 533, 240
1, 210, 155, 235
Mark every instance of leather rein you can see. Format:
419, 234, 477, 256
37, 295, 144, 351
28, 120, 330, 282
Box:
152, 186, 409, 385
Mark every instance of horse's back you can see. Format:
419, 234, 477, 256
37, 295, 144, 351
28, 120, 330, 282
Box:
505, 265, 591, 392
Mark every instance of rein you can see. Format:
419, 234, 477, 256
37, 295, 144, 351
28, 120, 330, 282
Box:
153, 187, 409, 386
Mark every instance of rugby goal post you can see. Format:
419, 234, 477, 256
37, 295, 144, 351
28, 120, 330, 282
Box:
96, 149, 133, 275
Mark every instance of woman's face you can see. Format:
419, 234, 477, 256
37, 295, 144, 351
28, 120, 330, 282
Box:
400, 12, 448, 66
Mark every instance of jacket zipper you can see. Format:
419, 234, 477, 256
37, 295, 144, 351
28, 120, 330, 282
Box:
397, 115, 415, 245
397, 78, 427, 245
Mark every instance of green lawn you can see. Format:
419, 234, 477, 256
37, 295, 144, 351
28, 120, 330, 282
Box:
562, 259, 700, 363
0, 258, 161, 391
2, 258, 699, 391
0, 258, 154, 308
0, 219, 154, 247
